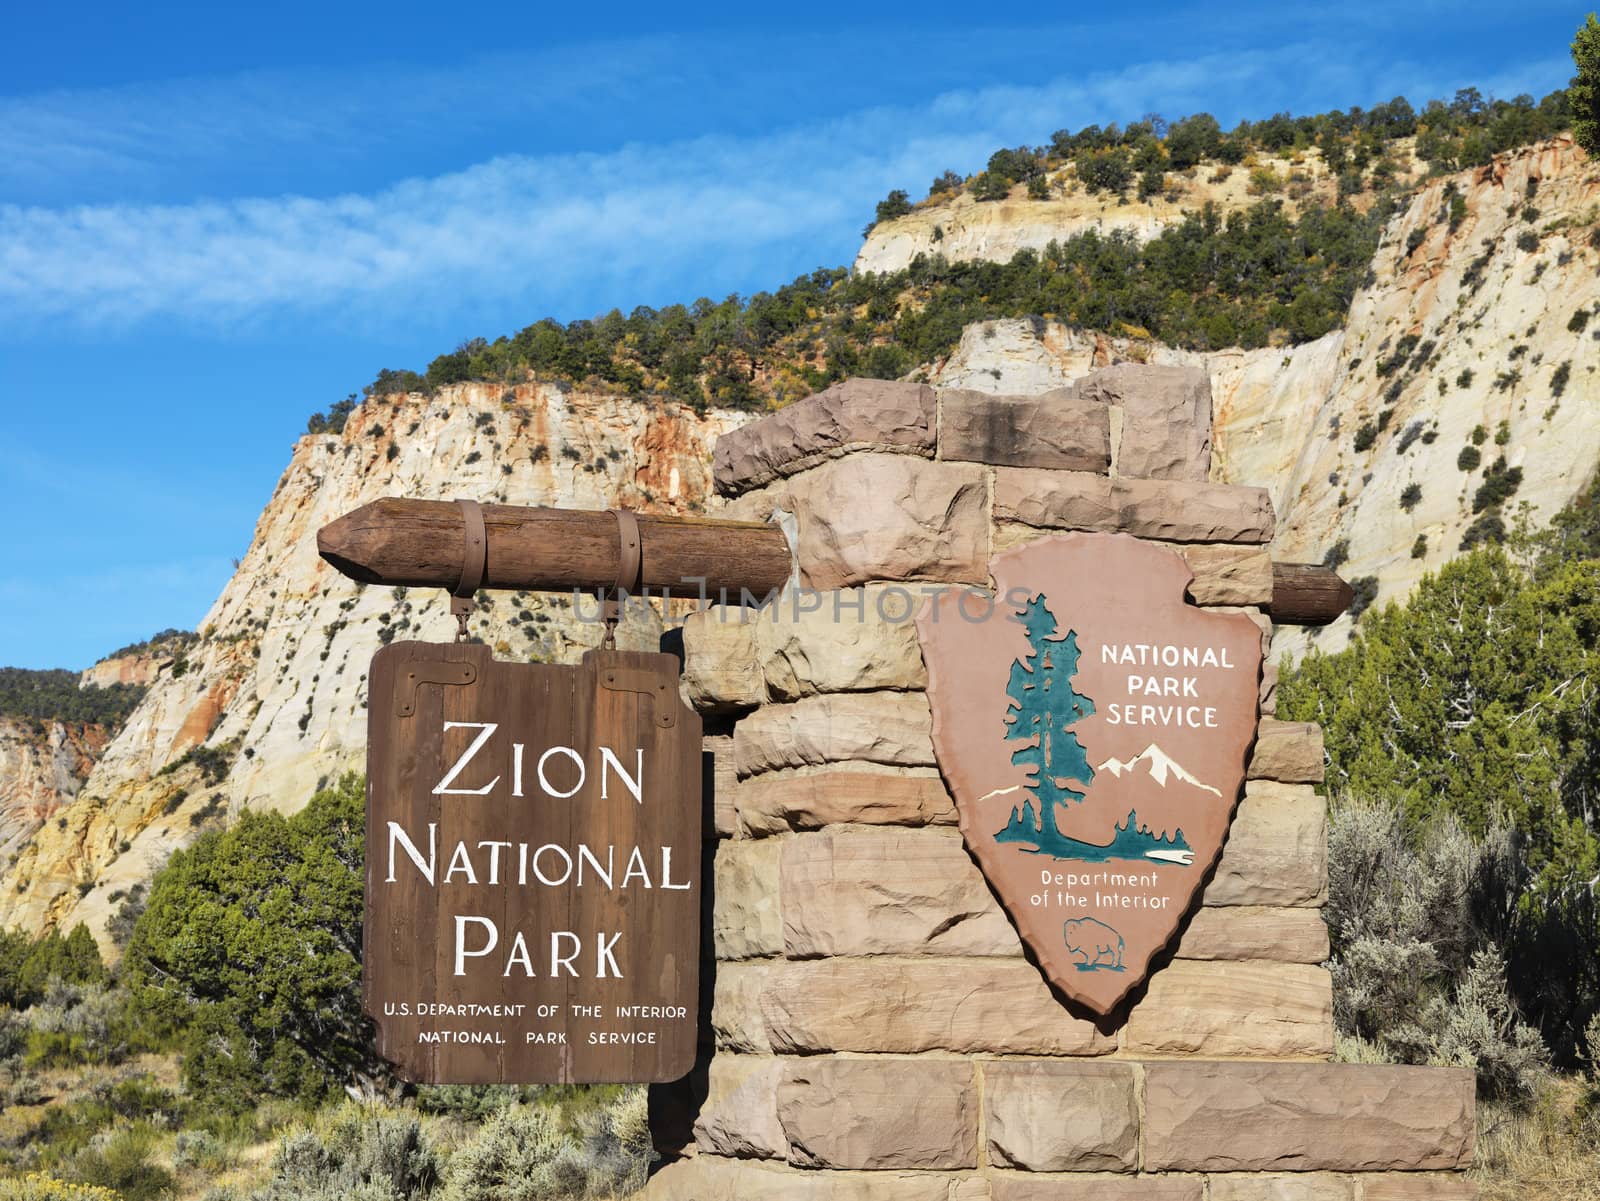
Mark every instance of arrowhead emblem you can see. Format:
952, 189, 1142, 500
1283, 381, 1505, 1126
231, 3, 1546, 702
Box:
917, 533, 1263, 1015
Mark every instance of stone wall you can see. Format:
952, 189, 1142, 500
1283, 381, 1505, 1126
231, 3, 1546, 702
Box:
650, 377, 1477, 1200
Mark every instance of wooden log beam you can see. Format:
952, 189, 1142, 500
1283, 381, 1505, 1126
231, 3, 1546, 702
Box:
319, 498, 1354, 625
1268, 562, 1354, 626
318, 498, 792, 600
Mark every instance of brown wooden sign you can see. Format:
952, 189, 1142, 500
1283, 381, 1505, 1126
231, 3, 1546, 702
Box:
364, 642, 701, 1083
918, 533, 1262, 1015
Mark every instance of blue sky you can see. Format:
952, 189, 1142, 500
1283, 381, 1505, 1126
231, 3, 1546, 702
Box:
0, 2, 1584, 669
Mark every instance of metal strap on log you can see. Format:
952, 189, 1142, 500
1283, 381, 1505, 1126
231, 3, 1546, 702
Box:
317, 497, 1354, 625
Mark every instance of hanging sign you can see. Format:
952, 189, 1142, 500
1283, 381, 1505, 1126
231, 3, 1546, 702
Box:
917, 533, 1262, 1015
364, 642, 702, 1083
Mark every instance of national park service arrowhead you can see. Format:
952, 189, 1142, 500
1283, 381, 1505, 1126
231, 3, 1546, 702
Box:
917, 533, 1263, 1015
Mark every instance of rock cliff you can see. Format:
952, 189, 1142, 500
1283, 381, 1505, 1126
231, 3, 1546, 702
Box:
856, 143, 1422, 275
925, 137, 1600, 656
0, 719, 108, 866
0, 383, 748, 948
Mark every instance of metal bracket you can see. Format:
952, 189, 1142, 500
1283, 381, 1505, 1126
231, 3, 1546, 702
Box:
397, 660, 479, 718
599, 666, 677, 728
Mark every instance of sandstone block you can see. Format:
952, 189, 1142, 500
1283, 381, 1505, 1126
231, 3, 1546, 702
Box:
1176, 906, 1330, 963
734, 692, 935, 778
993, 471, 1274, 543
713, 838, 783, 960
1249, 718, 1326, 783
754, 584, 928, 700
737, 766, 956, 836
938, 388, 1111, 472
1182, 545, 1274, 606
760, 959, 1111, 1056
1260, 663, 1279, 716
1068, 363, 1213, 481
704, 733, 737, 838
713, 379, 936, 495
779, 828, 1015, 957
988, 1177, 1203, 1201
1125, 960, 1333, 1057
785, 455, 990, 589
1206, 1175, 1354, 1201
984, 1061, 1136, 1171
778, 1059, 978, 1170
1361, 1175, 1479, 1200
1206, 782, 1328, 907
1142, 1063, 1476, 1172
712, 963, 772, 1052
694, 1054, 787, 1160
646, 1158, 960, 1201
681, 610, 762, 713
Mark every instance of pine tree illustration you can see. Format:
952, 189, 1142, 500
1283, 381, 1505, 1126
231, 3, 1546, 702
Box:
1003, 594, 1095, 842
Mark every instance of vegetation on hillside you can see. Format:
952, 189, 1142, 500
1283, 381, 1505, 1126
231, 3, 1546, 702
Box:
304, 81, 1576, 432
0, 670, 145, 730
901, 85, 1568, 215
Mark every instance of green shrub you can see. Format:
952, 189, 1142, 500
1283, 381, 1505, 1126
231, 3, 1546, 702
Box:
1324, 800, 1549, 1098
252, 1105, 441, 1201
123, 774, 373, 1109
70, 1125, 176, 1201
1411, 534, 1429, 559
1458, 445, 1482, 471
1400, 483, 1423, 511
1352, 422, 1377, 452
1473, 457, 1524, 512
440, 1089, 649, 1201
0, 1175, 119, 1200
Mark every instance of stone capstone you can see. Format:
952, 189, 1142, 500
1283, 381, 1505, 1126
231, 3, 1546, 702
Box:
937, 388, 1111, 472
993, 470, 1274, 543
1067, 363, 1213, 481
759, 958, 1111, 1056
983, 1061, 1137, 1171
1360, 1176, 1480, 1200
712, 379, 936, 496
777, 1059, 979, 1170
1142, 1062, 1476, 1172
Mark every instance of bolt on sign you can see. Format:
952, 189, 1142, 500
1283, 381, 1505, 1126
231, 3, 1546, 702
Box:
365, 641, 701, 1083
917, 533, 1262, 1015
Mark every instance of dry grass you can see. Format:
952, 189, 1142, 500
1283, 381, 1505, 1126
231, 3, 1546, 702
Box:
1476, 1076, 1600, 1201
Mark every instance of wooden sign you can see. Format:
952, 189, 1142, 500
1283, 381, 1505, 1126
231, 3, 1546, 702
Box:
917, 533, 1262, 1015
364, 642, 702, 1083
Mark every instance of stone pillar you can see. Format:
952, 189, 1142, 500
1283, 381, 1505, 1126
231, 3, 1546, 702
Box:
649, 376, 1477, 1201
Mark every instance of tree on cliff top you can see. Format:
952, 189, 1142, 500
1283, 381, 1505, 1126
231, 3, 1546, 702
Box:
1572, 14, 1600, 155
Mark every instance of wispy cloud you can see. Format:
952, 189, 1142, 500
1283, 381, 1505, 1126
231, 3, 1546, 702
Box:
0, 41, 1568, 333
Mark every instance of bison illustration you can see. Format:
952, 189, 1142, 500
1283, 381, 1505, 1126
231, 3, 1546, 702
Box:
1063, 916, 1125, 973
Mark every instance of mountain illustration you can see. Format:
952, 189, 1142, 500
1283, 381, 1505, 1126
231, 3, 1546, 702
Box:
1094, 744, 1222, 797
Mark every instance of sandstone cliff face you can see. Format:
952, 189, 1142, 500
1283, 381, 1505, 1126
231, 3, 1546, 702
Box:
0, 719, 107, 864
926, 137, 1600, 656
79, 646, 184, 690
0, 383, 748, 947
856, 144, 1420, 276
